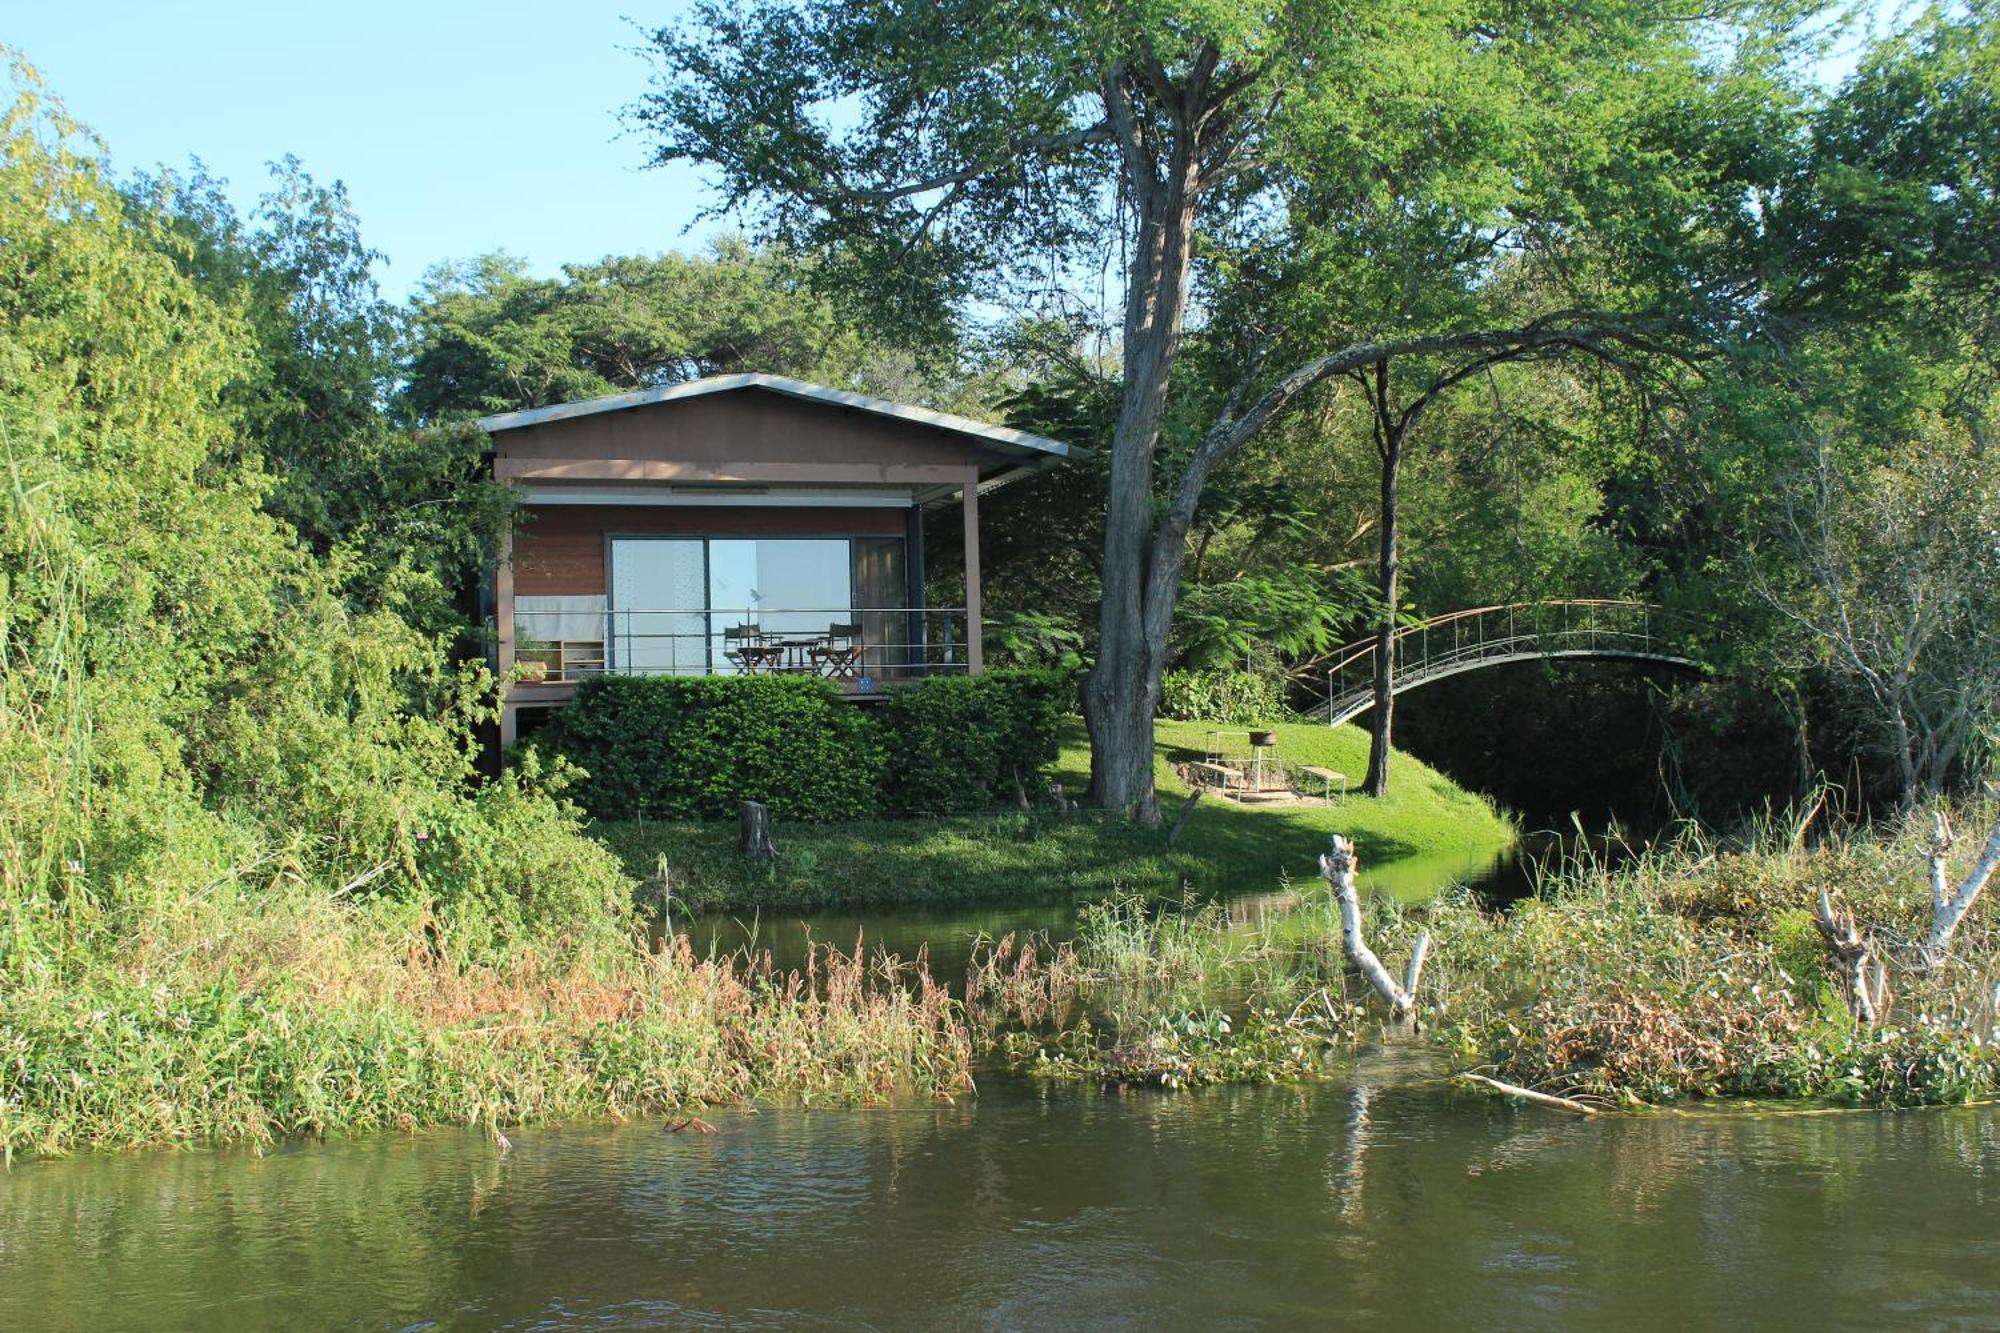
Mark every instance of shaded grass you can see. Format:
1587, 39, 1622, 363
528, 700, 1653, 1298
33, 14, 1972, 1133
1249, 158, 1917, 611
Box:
593, 718, 1516, 913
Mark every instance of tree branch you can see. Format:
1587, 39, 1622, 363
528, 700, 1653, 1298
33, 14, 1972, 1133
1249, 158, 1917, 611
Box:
843, 124, 1116, 203
1171, 312, 1689, 538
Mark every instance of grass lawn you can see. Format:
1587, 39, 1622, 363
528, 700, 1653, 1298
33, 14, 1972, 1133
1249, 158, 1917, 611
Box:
589, 718, 1517, 914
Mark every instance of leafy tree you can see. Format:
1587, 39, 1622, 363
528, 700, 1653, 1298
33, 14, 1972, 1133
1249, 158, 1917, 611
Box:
635, 0, 1810, 818
127, 157, 506, 629
0, 61, 627, 956
1692, 2, 2000, 807
398, 238, 927, 422
1774, 0, 1999, 321
1752, 415, 1998, 805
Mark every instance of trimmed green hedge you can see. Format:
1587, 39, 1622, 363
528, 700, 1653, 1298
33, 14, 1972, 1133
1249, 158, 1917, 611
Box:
535, 670, 1068, 822
540, 676, 885, 821
878, 671, 1067, 813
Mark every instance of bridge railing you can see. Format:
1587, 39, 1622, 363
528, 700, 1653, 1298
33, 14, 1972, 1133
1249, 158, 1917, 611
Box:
1306, 600, 1698, 725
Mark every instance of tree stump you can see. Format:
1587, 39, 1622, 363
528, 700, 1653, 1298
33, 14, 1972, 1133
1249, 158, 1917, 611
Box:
738, 800, 777, 863
1165, 789, 1203, 848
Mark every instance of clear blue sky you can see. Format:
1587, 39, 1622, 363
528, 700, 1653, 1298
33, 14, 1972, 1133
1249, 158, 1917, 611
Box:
14, 2, 1908, 306
11, 1, 717, 300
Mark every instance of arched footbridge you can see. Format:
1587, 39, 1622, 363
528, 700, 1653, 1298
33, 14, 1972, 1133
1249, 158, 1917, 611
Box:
1305, 599, 1706, 728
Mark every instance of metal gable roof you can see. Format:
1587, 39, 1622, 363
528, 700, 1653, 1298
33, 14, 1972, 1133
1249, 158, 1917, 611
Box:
475, 372, 1072, 460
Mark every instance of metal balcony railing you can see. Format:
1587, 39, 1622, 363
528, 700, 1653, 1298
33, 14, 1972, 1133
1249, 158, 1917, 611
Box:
513, 606, 973, 690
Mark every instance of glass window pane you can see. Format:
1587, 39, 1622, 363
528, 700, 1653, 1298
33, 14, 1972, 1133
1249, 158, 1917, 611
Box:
609, 538, 707, 675
709, 539, 854, 671
704, 540, 760, 674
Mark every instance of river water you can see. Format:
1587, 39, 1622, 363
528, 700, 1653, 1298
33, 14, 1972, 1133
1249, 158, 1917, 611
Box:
8, 844, 1999, 1329
4, 1077, 1999, 1329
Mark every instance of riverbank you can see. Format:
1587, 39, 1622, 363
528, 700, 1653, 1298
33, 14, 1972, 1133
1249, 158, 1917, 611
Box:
590, 718, 1517, 913
7, 802, 1993, 1160
0, 889, 972, 1160
0, 717, 1513, 1159
984, 805, 2000, 1107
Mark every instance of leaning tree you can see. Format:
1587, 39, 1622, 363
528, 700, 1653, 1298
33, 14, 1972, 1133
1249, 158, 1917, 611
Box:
632, 0, 1806, 819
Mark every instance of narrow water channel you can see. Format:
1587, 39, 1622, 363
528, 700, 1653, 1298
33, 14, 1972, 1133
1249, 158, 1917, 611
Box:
673, 841, 1527, 983
5, 1078, 1998, 1329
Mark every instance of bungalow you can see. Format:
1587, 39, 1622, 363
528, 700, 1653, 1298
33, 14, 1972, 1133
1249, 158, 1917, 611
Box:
481, 373, 1072, 745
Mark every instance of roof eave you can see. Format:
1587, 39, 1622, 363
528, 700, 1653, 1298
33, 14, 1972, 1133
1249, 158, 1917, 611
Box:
475, 372, 1072, 461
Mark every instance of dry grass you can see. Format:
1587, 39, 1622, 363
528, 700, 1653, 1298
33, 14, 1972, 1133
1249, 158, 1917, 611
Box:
0, 885, 973, 1159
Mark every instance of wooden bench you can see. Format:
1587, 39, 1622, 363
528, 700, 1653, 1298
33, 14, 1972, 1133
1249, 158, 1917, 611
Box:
1298, 766, 1347, 799
1189, 761, 1244, 789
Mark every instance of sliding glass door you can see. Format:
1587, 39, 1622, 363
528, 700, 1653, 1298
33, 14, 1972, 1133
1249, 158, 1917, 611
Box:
707, 539, 854, 673
607, 538, 707, 674
607, 535, 903, 677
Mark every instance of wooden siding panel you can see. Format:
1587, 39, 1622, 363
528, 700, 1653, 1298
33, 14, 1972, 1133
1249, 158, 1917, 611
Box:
513, 505, 908, 596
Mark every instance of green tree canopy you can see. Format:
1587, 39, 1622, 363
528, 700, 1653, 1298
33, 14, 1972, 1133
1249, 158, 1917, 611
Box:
0, 61, 626, 957
635, 0, 1818, 815
126, 156, 507, 628
398, 238, 932, 422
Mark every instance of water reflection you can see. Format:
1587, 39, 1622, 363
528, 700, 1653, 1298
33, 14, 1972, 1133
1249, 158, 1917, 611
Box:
4, 1084, 1998, 1329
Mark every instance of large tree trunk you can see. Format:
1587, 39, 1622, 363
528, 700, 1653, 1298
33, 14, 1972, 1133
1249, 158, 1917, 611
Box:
1082, 662, 1165, 818
1083, 77, 1203, 826
1364, 389, 1404, 798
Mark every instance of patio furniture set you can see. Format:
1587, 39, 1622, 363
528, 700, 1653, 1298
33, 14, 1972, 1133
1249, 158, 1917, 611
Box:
1191, 729, 1347, 804
722, 623, 867, 680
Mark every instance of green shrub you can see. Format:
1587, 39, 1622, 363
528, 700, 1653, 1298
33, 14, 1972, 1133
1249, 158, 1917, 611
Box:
538, 670, 1068, 821
412, 751, 635, 957
1158, 667, 1291, 724
878, 669, 1067, 813
539, 675, 887, 822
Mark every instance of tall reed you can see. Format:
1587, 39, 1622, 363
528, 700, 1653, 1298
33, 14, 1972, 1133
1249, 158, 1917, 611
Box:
0, 445, 95, 973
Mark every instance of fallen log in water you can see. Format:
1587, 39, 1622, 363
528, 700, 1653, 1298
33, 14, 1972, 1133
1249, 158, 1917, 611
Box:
1458, 1073, 1600, 1116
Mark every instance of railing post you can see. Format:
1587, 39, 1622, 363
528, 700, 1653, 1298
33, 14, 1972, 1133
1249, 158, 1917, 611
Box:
906, 504, 928, 679
961, 477, 983, 675
496, 527, 517, 747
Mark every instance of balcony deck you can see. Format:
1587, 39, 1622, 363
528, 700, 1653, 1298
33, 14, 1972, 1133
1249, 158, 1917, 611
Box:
511, 606, 974, 699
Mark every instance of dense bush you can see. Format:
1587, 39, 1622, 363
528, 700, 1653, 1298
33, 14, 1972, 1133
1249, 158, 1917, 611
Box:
1158, 668, 1291, 724
878, 670, 1067, 813
540, 675, 887, 821
539, 669, 1068, 820
0, 71, 632, 972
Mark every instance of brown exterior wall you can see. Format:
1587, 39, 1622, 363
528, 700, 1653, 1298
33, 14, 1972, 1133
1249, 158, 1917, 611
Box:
494, 387, 1019, 477
514, 504, 908, 597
